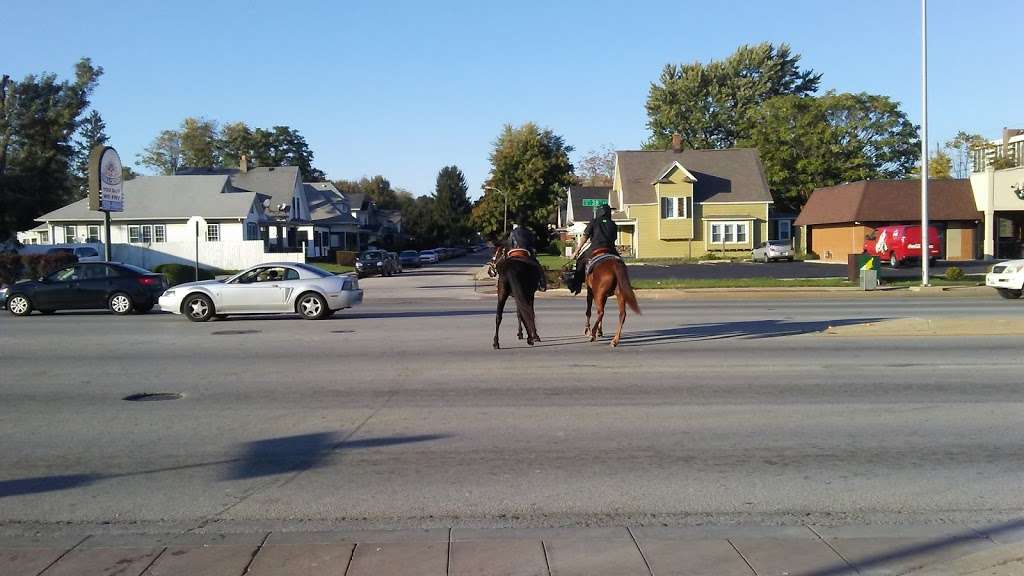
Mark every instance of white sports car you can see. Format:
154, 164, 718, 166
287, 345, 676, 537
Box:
158, 262, 363, 321
985, 259, 1024, 300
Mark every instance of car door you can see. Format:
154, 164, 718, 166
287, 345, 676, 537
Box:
218, 267, 289, 312
75, 263, 115, 308
31, 266, 83, 310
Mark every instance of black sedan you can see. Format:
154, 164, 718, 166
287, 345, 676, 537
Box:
5, 262, 167, 316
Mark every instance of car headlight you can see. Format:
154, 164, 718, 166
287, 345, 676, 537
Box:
377, 261, 383, 266
1005, 265, 1020, 274
162, 290, 175, 297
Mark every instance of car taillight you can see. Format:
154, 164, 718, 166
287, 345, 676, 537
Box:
137, 276, 161, 286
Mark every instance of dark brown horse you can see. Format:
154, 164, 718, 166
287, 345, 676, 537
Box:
492, 248, 541, 349
584, 254, 640, 347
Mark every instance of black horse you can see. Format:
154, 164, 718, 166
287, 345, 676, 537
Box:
493, 250, 541, 349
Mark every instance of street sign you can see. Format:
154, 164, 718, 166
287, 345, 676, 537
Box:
88, 146, 124, 212
581, 198, 609, 207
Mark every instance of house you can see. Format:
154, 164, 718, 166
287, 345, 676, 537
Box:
301, 182, 361, 254
16, 224, 50, 245
27, 174, 305, 271
969, 129, 1024, 259
608, 137, 775, 258
560, 186, 613, 245
794, 179, 981, 263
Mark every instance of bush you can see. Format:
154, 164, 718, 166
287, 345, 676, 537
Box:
944, 266, 965, 281
0, 253, 23, 285
154, 263, 216, 286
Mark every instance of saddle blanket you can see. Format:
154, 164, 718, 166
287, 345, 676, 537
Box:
586, 253, 621, 276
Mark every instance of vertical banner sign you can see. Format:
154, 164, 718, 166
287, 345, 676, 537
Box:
88, 146, 124, 212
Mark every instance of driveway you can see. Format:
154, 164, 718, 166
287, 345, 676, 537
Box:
627, 259, 994, 281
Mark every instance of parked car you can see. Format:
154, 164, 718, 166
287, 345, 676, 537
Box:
355, 250, 389, 278
158, 262, 362, 322
985, 259, 1024, 299
385, 252, 403, 274
399, 250, 422, 268
863, 225, 940, 267
46, 245, 103, 262
5, 261, 167, 316
753, 240, 794, 263
419, 250, 440, 264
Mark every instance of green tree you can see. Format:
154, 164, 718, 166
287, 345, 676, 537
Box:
472, 123, 575, 241
250, 126, 325, 180
645, 43, 821, 149
179, 116, 219, 168
71, 109, 109, 198
0, 58, 103, 239
217, 121, 254, 167
138, 129, 182, 175
945, 131, 986, 178
575, 145, 615, 186
740, 92, 919, 211
433, 165, 472, 244
121, 166, 139, 181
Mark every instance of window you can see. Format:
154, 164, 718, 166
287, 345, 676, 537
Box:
64, 225, 77, 243
39, 231, 48, 243
778, 220, 792, 241
711, 225, 722, 243
128, 226, 140, 243
50, 266, 79, 282
154, 225, 166, 243
140, 225, 153, 243
710, 221, 750, 244
246, 222, 258, 240
206, 223, 220, 242
736, 224, 747, 243
723, 224, 735, 243
660, 197, 690, 219
86, 225, 100, 243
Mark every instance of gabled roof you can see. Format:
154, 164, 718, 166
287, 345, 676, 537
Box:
346, 192, 370, 211
566, 186, 612, 224
176, 166, 300, 216
35, 175, 263, 222
653, 161, 698, 184
794, 179, 980, 226
302, 182, 358, 225
615, 148, 772, 205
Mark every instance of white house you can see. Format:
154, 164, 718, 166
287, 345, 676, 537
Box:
559, 185, 613, 249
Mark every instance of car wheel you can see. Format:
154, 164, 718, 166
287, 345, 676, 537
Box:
108, 292, 135, 315
297, 292, 329, 320
997, 288, 1022, 300
7, 295, 33, 316
183, 294, 215, 322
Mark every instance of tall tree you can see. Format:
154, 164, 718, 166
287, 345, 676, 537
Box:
250, 126, 325, 180
433, 165, 472, 244
945, 131, 986, 178
137, 129, 182, 175
472, 123, 575, 241
575, 145, 616, 186
645, 43, 821, 149
740, 92, 919, 210
179, 116, 219, 168
217, 121, 254, 168
72, 109, 109, 198
0, 58, 103, 239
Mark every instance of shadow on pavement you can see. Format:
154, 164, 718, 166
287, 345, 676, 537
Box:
344, 309, 493, 320
0, 474, 101, 497
616, 318, 889, 347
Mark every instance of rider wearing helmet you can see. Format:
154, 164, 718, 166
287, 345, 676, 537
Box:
503, 217, 547, 292
568, 204, 618, 294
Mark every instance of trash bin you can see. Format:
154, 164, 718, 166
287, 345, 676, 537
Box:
860, 269, 878, 290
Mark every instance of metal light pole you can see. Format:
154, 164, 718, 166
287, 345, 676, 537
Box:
920, 0, 930, 286
485, 186, 508, 234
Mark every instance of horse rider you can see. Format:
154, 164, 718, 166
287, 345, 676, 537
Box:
569, 204, 618, 294
502, 219, 547, 292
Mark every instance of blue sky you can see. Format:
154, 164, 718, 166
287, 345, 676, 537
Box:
6, 0, 1021, 197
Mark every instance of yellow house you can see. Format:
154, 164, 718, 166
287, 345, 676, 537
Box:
608, 145, 774, 258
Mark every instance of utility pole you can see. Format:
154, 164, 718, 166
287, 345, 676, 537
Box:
920, 0, 930, 286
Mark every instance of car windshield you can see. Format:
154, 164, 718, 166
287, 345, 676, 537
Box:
361, 251, 384, 260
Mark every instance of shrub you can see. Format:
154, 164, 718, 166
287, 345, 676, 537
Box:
154, 263, 216, 286
944, 266, 965, 281
0, 253, 24, 285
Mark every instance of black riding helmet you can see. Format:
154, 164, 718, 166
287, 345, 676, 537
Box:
596, 204, 612, 219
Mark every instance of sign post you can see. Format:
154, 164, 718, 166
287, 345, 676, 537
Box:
87, 146, 124, 261
581, 198, 610, 219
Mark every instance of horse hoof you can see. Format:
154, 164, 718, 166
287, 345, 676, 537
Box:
589, 335, 597, 343
517, 334, 524, 340
493, 342, 500, 350
533, 335, 542, 342
610, 340, 619, 348
527, 338, 535, 346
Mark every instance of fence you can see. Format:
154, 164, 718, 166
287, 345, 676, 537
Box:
111, 240, 304, 272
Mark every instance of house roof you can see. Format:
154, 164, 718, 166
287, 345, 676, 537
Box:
176, 166, 300, 216
346, 192, 370, 211
35, 175, 263, 222
794, 179, 980, 226
615, 148, 772, 206
302, 182, 358, 225
566, 186, 612, 224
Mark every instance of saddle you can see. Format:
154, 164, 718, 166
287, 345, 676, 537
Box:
586, 252, 621, 276
506, 248, 531, 259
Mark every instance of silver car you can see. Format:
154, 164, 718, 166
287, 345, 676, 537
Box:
158, 262, 363, 322
753, 240, 795, 263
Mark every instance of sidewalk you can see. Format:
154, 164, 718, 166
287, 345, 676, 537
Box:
5, 522, 1024, 575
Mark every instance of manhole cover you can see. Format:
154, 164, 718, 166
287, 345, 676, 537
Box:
210, 329, 261, 335
330, 330, 354, 334
123, 393, 183, 402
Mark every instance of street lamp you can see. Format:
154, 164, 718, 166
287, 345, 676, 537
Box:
485, 186, 508, 235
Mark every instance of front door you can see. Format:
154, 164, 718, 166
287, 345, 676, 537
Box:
32, 266, 85, 310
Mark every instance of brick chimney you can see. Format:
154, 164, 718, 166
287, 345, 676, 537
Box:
239, 154, 249, 173
671, 132, 683, 153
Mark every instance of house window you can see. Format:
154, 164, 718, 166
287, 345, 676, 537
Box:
140, 225, 153, 243
86, 225, 100, 243
660, 197, 690, 219
246, 222, 258, 240
128, 225, 140, 243
206, 223, 220, 242
64, 225, 77, 243
710, 222, 750, 244
39, 231, 49, 244
778, 220, 792, 241
154, 225, 166, 243
711, 225, 722, 243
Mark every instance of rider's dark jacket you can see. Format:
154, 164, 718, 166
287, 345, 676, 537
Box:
583, 206, 618, 255
505, 226, 537, 254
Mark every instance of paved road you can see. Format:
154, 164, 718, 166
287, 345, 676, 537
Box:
2, 257, 1024, 536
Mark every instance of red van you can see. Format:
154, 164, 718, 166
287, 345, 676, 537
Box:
863, 225, 940, 267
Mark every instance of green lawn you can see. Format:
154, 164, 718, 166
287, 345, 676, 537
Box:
538, 254, 572, 270
632, 277, 853, 289
315, 263, 355, 274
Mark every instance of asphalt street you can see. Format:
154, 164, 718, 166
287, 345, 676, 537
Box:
2, 257, 1024, 536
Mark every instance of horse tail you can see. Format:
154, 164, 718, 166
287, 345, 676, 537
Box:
614, 260, 640, 314
504, 260, 531, 310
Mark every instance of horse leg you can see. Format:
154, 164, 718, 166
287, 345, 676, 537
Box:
493, 283, 510, 350
525, 289, 540, 343
611, 291, 627, 347
517, 310, 525, 340
584, 287, 593, 336
595, 289, 609, 340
